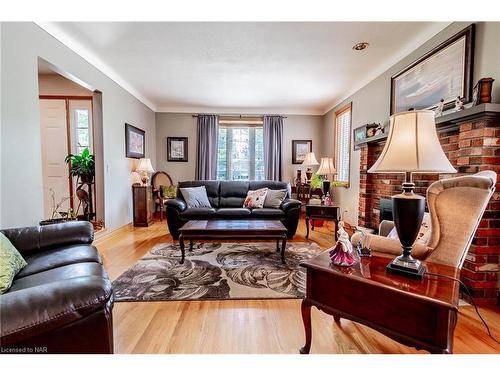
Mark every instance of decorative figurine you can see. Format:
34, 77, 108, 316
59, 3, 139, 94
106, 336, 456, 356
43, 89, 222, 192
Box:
454, 96, 465, 111
373, 123, 384, 136
434, 98, 445, 117
472, 77, 495, 106
329, 221, 359, 266
323, 193, 332, 206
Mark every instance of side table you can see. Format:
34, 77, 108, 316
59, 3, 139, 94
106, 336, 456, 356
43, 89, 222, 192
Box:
305, 204, 339, 240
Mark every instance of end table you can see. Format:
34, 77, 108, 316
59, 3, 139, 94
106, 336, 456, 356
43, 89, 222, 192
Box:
305, 204, 339, 240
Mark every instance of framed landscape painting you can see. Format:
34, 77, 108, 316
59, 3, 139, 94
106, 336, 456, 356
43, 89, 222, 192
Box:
125, 123, 145, 159
292, 140, 312, 164
390, 25, 474, 114
167, 137, 188, 162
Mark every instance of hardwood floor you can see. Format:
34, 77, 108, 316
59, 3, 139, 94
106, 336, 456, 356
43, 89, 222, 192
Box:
95, 218, 500, 354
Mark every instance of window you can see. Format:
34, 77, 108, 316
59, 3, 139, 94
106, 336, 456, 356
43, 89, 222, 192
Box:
217, 123, 264, 181
75, 109, 91, 154
335, 103, 352, 187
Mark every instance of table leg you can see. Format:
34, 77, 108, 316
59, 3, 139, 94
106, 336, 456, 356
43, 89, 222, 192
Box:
281, 235, 287, 264
299, 300, 312, 354
311, 219, 315, 231
179, 234, 185, 264
189, 239, 193, 251
276, 239, 280, 252
334, 315, 341, 323
305, 216, 310, 239
334, 220, 338, 241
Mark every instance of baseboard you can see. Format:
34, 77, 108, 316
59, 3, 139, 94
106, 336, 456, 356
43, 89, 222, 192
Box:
94, 222, 133, 241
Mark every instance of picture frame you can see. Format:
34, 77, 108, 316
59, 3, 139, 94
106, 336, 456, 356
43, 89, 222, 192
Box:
292, 140, 312, 164
167, 137, 188, 162
353, 127, 366, 150
390, 24, 474, 114
125, 123, 145, 159
472, 77, 495, 106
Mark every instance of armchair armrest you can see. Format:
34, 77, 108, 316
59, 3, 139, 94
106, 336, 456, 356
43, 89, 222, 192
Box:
280, 198, 301, 212
351, 232, 430, 260
1, 221, 94, 257
166, 198, 187, 212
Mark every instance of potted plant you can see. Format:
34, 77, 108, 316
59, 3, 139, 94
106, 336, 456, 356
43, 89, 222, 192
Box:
65, 148, 95, 183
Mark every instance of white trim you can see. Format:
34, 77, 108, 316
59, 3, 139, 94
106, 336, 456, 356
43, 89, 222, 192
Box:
35, 22, 157, 111
322, 22, 452, 115
156, 106, 324, 116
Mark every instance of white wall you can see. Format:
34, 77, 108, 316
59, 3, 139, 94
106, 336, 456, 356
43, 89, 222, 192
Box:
155, 113, 324, 185
1, 22, 156, 230
323, 22, 500, 225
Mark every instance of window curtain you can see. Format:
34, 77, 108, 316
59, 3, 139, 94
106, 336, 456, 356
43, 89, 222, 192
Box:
263, 115, 283, 181
195, 114, 219, 180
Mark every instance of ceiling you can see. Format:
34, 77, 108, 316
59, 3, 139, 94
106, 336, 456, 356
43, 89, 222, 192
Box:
39, 22, 449, 114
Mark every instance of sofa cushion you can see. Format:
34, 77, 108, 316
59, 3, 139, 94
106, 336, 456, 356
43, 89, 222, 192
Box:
0, 233, 27, 294
177, 181, 220, 208
0, 262, 112, 344
180, 208, 217, 219
215, 208, 251, 218
243, 188, 268, 209
249, 181, 291, 198
251, 208, 286, 219
16, 244, 102, 279
264, 189, 288, 209
219, 181, 249, 208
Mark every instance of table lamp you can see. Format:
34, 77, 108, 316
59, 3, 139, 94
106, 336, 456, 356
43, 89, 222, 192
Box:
302, 152, 319, 183
368, 110, 456, 278
136, 158, 155, 186
316, 157, 337, 197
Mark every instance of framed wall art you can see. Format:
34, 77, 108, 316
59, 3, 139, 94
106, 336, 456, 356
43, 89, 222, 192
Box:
167, 137, 188, 162
390, 24, 474, 114
292, 140, 312, 164
125, 123, 145, 159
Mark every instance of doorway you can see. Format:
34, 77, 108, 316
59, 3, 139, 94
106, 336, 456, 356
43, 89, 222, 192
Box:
38, 60, 104, 228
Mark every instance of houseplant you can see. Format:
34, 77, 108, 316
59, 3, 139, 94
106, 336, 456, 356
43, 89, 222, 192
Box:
65, 147, 95, 183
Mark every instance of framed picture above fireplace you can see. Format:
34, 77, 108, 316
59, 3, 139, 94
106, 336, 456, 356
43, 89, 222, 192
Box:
390, 24, 475, 114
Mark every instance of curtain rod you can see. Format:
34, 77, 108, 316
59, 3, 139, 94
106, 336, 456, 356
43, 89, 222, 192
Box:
191, 114, 287, 118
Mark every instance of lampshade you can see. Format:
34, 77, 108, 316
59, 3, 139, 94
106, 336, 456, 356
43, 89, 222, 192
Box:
136, 158, 155, 173
301, 152, 319, 166
316, 157, 337, 175
368, 110, 457, 173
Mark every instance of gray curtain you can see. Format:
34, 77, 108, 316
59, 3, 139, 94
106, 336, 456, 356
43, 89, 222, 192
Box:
195, 114, 219, 180
263, 115, 283, 181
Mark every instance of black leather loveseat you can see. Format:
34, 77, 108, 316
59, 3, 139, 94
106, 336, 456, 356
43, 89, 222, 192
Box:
0, 221, 114, 353
166, 180, 302, 240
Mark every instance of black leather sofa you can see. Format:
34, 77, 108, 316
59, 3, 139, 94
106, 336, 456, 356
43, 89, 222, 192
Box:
0, 221, 113, 354
166, 180, 302, 240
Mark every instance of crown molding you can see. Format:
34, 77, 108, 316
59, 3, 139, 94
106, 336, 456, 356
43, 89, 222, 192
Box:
155, 105, 324, 116
35, 22, 157, 111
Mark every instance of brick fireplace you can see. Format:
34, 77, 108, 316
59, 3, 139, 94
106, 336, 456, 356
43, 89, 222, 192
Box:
358, 104, 500, 305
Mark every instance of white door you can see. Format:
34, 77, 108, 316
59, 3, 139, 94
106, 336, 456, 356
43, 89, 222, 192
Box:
68, 100, 93, 210
40, 99, 71, 219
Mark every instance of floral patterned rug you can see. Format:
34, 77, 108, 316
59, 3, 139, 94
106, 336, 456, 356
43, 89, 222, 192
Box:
112, 242, 323, 301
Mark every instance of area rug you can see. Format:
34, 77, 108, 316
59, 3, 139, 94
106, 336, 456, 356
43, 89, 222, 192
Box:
112, 242, 323, 301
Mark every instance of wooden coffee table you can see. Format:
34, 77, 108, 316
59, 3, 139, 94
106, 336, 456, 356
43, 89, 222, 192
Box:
178, 220, 288, 264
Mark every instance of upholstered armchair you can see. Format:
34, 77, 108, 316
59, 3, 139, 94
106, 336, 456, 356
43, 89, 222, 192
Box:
351, 171, 496, 268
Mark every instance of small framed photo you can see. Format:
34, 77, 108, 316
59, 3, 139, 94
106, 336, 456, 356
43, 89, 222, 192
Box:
125, 123, 145, 159
167, 137, 188, 162
353, 127, 366, 150
292, 140, 312, 164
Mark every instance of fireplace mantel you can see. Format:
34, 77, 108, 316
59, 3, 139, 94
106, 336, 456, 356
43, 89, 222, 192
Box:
354, 103, 500, 148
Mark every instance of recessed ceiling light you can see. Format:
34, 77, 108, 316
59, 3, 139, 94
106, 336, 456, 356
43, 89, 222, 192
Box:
353, 42, 369, 51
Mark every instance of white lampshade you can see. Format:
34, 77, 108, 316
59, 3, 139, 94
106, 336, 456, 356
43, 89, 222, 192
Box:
301, 152, 319, 166
368, 110, 457, 174
136, 158, 155, 173
316, 157, 337, 176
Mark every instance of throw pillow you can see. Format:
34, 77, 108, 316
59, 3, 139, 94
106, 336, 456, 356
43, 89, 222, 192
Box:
243, 188, 268, 209
0, 232, 27, 294
180, 186, 212, 208
387, 212, 432, 245
161, 185, 177, 199
264, 189, 287, 209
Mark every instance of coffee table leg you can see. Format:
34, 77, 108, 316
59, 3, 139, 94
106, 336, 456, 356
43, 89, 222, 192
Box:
276, 239, 280, 252
179, 234, 185, 264
281, 235, 287, 264
300, 300, 312, 354
189, 239, 193, 251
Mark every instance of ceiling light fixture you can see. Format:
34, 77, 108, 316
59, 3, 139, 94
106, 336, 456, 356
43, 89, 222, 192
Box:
352, 42, 369, 51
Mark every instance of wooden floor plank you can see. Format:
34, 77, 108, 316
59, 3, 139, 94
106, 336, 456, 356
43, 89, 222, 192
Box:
97, 218, 500, 354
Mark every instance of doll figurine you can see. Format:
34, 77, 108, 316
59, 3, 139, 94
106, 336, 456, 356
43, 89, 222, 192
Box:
329, 221, 359, 266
